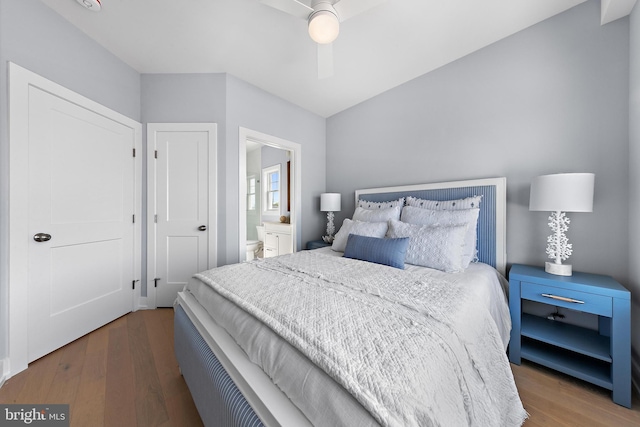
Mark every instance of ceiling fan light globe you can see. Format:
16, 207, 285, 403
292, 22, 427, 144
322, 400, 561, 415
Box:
308, 10, 339, 44
76, 0, 102, 12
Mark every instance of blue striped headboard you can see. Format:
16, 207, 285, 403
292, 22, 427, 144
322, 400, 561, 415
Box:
355, 177, 507, 275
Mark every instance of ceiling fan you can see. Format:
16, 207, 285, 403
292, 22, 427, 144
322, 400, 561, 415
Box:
260, 0, 386, 79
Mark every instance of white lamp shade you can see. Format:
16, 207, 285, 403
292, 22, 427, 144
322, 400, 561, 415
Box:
529, 173, 594, 212
308, 9, 339, 44
321, 193, 341, 212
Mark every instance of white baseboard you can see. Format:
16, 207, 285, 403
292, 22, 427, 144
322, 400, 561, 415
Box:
0, 358, 9, 389
136, 296, 149, 310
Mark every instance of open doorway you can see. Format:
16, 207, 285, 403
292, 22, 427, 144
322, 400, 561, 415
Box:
245, 142, 292, 260
239, 127, 302, 262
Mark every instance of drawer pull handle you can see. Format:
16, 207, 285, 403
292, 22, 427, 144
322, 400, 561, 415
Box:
541, 293, 585, 304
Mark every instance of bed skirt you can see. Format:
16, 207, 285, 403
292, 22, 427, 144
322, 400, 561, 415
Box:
174, 304, 264, 427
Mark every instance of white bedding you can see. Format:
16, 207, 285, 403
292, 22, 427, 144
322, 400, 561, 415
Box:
188, 248, 525, 426
187, 271, 380, 427
320, 246, 512, 350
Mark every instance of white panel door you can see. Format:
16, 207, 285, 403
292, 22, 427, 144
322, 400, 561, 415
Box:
27, 86, 135, 362
150, 125, 216, 307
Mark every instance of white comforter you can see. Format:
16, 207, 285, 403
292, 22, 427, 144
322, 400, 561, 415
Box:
195, 250, 526, 426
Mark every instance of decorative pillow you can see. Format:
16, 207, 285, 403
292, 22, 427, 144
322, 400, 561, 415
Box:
406, 195, 482, 210
357, 197, 405, 209
331, 219, 388, 252
343, 234, 409, 269
400, 205, 479, 267
387, 220, 468, 273
352, 206, 402, 223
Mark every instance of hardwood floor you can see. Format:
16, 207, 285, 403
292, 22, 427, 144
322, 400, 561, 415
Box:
2, 308, 640, 426
0, 309, 202, 427
512, 362, 640, 426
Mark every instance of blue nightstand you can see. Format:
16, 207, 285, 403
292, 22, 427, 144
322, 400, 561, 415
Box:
508, 264, 631, 408
306, 240, 331, 250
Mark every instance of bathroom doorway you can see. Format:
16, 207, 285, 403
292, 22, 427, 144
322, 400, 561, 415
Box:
239, 127, 301, 262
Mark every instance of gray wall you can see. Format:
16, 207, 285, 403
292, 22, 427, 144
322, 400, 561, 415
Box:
0, 0, 326, 368
327, 1, 629, 283
141, 73, 226, 293
141, 73, 326, 273
327, 0, 637, 379
225, 75, 327, 264
3, 0, 637, 388
628, 3, 640, 378
0, 0, 141, 372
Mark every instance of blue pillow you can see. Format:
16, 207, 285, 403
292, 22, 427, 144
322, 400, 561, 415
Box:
343, 234, 409, 269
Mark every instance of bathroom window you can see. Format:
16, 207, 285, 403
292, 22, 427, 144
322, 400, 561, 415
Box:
247, 175, 257, 211
262, 164, 280, 212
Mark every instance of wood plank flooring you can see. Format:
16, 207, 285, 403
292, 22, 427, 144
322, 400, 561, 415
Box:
2, 308, 640, 426
0, 309, 202, 427
512, 362, 640, 426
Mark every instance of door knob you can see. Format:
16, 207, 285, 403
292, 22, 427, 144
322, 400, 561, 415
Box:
198, 225, 207, 231
34, 233, 52, 242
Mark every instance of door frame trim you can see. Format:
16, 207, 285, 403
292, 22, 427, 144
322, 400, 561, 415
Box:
239, 127, 302, 261
7, 62, 142, 378
146, 123, 218, 309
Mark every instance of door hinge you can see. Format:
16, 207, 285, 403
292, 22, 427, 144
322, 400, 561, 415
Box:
154, 214, 158, 223
154, 150, 158, 159
132, 214, 135, 223
133, 148, 136, 157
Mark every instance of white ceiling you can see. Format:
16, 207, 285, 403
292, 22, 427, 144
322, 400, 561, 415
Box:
39, 0, 631, 118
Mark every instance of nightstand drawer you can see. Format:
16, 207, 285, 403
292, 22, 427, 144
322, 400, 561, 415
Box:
521, 282, 612, 317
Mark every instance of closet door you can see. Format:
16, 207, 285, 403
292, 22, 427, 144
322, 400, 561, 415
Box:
27, 86, 136, 362
148, 124, 217, 307
9, 63, 142, 376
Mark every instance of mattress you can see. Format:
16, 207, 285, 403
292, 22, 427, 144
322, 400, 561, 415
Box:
184, 247, 523, 426
186, 254, 378, 426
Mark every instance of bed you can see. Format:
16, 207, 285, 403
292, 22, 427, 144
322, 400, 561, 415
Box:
174, 177, 527, 426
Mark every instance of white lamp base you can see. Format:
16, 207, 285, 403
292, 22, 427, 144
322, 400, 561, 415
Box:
322, 211, 336, 244
545, 262, 572, 276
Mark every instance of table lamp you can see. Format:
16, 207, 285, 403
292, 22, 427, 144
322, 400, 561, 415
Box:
529, 173, 594, 276
321, 193, 341, 243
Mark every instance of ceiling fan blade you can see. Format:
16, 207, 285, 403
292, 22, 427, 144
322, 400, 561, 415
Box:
317, 43, 334, 79
260, 0, 313, 19
333, 0, 386, 21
